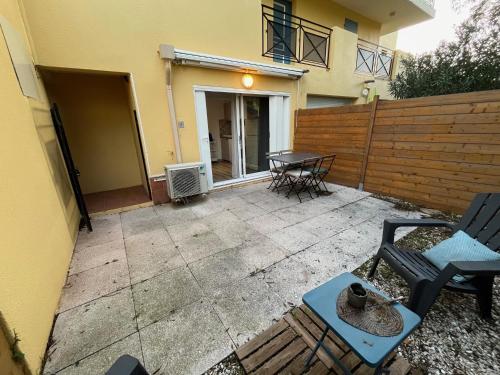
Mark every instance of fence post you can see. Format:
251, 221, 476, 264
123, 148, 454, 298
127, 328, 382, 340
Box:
358, 95, 379, 191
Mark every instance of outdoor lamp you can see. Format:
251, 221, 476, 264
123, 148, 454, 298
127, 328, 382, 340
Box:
242, 73, 254, 89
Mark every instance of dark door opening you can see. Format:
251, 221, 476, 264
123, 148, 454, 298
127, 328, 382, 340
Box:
41, 68, 151, 214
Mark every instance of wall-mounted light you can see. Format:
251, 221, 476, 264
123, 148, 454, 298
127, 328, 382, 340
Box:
241, 73, 254, 89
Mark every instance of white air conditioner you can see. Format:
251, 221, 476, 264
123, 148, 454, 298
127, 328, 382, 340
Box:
165, 162, 208, 199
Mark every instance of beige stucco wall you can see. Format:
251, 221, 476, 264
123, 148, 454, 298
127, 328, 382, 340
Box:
0, 1, 79, 373
43, 71, 144, 194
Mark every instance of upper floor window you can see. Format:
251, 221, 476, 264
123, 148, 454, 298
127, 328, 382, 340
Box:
272, 0, 293, 64
344, 18, 358, 34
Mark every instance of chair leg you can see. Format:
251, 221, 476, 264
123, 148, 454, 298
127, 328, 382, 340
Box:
367, 254, 381, 279
305, 177, 314, 200
319, 174, 329, 193
476, 277, 494, 319
285, 177, 296, 200
267, 174, 277, 190
407, 281, 437, 319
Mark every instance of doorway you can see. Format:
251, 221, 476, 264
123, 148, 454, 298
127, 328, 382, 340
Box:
40, 69, 151, 213
195, 88, 290, 189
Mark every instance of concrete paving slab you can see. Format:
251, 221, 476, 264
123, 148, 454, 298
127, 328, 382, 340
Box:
69, 239, 126, 276
189, 247, 253, 293
235, 236, 287, 271
190, 198, 228, 217
261, 256, 327, 308
266, 223, 321, 255
246, 213, 288, 235
212, 220, 261, 248
271, 198, 331, 225
166, 219, 210, 242
56, 333, 143, 375
215, 196, 251, 211
124, 229, 185, 284
121, 207, 158, 223
132, 266, 203, 328
239, 190, 275, 204
121, 215, 165, 238
202, 210, 240, 228
295, 202, 372, 240
230, 202, 267, 221
334, 186, 371, 201
75, 214, 122, 250
58, 259, 130, 312
154, 204, 198, 226
45, 288, 136, 374
291, 235, 354, 284
211, 275, 288, 347
175, 230, 230, 263
140, 299, 233, 375
253, 195, 297, 212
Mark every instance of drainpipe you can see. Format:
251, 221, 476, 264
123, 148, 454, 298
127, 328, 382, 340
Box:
160, 44, 182, 163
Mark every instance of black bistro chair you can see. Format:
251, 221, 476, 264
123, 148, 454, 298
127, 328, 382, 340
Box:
267, 149, 294, 193
307, 154, 336, 195
368, 193, 500, 319
283, 157, 319, 203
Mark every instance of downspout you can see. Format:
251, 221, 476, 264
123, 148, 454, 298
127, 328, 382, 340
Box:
160, 44, 182, 163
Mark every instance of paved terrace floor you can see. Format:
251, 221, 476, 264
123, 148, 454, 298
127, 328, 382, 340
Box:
43, 182, 420, 375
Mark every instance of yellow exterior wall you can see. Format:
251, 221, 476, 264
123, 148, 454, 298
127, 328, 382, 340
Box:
43, 71, 144, 194
172, 65, 296, 163
0, 1, 79, 373
20, 0, 396, 176
0, 329, 25, 375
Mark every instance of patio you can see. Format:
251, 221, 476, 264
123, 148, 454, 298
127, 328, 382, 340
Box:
43, 181, 421, 375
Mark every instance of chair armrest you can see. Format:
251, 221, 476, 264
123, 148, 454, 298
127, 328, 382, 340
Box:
381, 218, 454, 245
450, 260, 500, 276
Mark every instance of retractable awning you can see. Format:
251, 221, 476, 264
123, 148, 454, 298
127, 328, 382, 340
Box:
159, 45, 307, 79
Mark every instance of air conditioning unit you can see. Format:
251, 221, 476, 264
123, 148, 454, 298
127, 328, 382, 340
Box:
165, 162, 208, 200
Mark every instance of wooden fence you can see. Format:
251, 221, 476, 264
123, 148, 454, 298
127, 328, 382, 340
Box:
294, 90, 500, 213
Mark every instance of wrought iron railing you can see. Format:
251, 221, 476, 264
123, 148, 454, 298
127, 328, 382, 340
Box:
422, 0, 435, 8
355, 39, 394, 79
262, 5, 332, 68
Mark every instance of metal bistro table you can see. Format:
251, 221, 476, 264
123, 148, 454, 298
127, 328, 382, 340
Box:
267, 151, 322, 193
303, 272, 421, 374
268, 151, 322, 165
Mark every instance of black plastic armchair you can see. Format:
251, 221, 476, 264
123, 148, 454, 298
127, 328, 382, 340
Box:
368, 193, 500, 319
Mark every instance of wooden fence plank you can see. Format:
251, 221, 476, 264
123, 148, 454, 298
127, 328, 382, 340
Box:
294, 90, 500, 213
376, 101, 500, 118
376, 90, 500, 109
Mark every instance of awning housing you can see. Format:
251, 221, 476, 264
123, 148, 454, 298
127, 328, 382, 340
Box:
159, 45, 306, 79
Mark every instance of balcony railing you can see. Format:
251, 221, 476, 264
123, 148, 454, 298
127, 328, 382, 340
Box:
262, 5, 332, 68
355, 39, 394, 79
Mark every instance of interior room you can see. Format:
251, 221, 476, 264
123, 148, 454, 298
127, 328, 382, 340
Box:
206, 93, 236, 183
41, 69, 150, 213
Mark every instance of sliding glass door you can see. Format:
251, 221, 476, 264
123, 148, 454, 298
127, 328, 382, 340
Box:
239, 96, 270, 177
195, 89, 290, 189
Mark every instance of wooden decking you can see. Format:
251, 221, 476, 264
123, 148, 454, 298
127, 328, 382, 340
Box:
235, 305, 417, 375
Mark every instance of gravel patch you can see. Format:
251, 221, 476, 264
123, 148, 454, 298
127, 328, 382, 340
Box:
353, 210, 500, 375
203, 353, 244, 375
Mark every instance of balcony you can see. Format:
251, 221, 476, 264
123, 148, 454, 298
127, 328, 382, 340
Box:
332, 0, 435, 34
261, 5, 332, 68
355, 39, 395, 79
